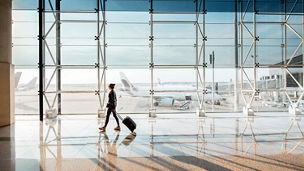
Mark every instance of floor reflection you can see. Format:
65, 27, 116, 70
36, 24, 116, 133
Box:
96, 132, 120, 170
96, 131, 136, 170
1, 113, 303, 170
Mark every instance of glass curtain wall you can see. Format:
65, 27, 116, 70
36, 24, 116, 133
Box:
13, 9, 39, 114
12, 0, 304, 115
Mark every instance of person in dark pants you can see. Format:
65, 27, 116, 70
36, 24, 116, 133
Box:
99, 83, 120, 131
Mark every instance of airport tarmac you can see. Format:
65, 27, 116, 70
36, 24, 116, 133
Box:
15, 84, 290, 115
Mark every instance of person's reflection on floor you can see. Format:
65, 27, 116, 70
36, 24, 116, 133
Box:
98, 131, 137, 170
106, 132, 120, 163
99, 131, 120, 170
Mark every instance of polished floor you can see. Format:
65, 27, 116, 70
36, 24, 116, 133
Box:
0, 113, 304, 171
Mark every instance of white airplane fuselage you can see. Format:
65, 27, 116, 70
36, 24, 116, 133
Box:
126, 85, 221, 101
119, 72, 222, 107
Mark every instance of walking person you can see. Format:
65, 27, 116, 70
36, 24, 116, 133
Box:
99, 83, 120, 131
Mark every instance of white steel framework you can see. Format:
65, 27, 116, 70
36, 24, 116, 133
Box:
239, 0, 304, 115
41, 0, 108, 118
37, 0, 304, 119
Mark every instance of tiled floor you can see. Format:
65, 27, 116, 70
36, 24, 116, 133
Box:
0, 113, 304, 171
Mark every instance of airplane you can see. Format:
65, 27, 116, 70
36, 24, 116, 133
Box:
15, 72, 38, 91
119, 72, 222, 107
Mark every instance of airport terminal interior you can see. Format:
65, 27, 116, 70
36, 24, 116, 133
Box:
1, 0, 304, 170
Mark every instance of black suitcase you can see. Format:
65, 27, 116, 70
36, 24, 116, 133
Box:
117, 114, 136, 132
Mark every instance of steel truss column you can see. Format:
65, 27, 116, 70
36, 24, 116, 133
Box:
97, 0, 107, 118
195, 0, 206, 117
196, 0, 199, 111
239, 0, 303, 115
234, 0, 239, 112
103, 0, 107, 114
149, 0, 156, 117
253, 0, 258, 109
283, 0, 287, 105
39, 0, 45, 121
239, 0, 258, 116
282, 0, 304, 115
239, 0, 244, 109
202, 0, 206, 114
56, 0, 61, 115
42, 0, 61, 118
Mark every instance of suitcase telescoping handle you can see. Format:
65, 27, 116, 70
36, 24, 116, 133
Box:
116, 112, 124, 121
116, 107, 124, 120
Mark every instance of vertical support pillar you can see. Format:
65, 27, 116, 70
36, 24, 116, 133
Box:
240, 0, 244, 107
197, 0, 206, 117
283, 0, 287, 104
97, 0, 100, 101
252, 0, 258, 107
102, 0, 107, 114
244, 0, 257, 116
234, 0, 239, 112
103, 0, 107, 114
97, 0, 107, 118
149, 0, 156, 117
196, 0, 203, 116
202, 0, 207, 115
240, 0, 256, 116
0, 0, 14, 127
195, 0, 199, 111
97, 0, 102, 117
56, 0, 61, 115
39, 0, 45, 121
202, 0, 206, 109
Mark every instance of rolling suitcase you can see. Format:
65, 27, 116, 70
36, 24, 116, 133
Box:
117, 113, 137, 132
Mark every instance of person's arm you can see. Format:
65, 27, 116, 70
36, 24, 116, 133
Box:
107, 92, 111, 103
108, 91, 114, 105
106, 91, 112, 107
113, 91, 117, 107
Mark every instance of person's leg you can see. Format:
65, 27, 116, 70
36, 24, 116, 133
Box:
112, 109, 120, 126
104, 108, 112, 127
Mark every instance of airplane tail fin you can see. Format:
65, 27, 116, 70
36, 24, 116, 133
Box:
15, 72, 22, 88
119, 72, 138, 93
24, 77, 37, 89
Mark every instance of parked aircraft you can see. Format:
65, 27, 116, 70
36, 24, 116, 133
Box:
119, 72, 222, 107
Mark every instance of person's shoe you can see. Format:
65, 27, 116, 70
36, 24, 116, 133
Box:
114, 126, 121, 131
99, 126, 106, 132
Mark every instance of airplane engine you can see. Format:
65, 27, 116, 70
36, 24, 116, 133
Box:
154, 98, 175, 107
